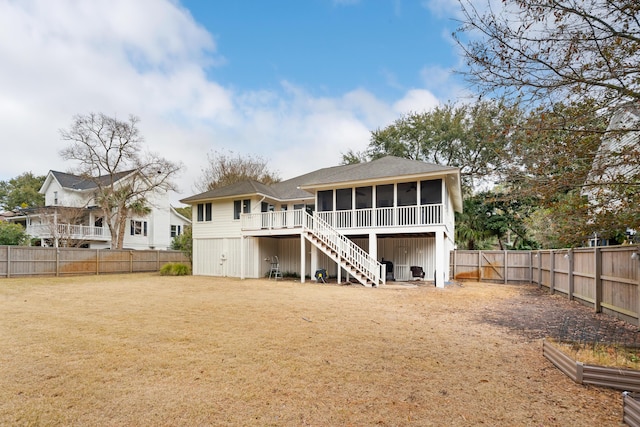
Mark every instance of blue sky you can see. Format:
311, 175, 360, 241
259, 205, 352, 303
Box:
0, 0, 469, 204
181, 1, 461, 102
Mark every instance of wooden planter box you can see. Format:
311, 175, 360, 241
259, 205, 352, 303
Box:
543, 339, 640, 392
624, 392, 640, 427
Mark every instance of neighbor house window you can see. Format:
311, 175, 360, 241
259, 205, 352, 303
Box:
170, 225, 181, 237
233, 199, 251, 219
197, 202, 212, 222
130, 220, 148, 236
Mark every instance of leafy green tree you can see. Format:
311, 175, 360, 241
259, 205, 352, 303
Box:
455, 197, 494, 250
60, 113, 182, 249
171, 225, 192, 262
174, 206, 191, 220
343, 100, 521, 193
0, 172, 45, 211
195, 150, 280, 193
455, 192, 539, 250
0, 222, 30, 245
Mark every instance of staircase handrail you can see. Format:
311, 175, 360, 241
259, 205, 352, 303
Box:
303, 211, 383, 286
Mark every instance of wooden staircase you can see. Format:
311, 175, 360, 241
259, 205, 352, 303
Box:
302, 212, 384, 287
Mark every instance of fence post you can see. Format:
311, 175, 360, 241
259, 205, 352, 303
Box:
529, 251, 533, 285
636, 246, 640, 325
504, 250, 508, 284
7, 246, 10, 278
478, 250, 483, 282
56, 249, 60, 277
130, 250, 133, 273
568, 249, 574, 301
96, 249, 100, 275
538, 251, 542, 288
452, 249, 457, 281
594, 247, 602, 313
550, 250, 555, 294
157, 250, 160, 271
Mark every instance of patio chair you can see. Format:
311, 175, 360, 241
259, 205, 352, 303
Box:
410, 266, 425, 280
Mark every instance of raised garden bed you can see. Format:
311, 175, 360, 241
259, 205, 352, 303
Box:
543, 339, 640, 392
624, 392, 640, 427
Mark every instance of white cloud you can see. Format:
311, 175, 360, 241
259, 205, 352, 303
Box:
393, 89, 441, 115
0, 0, 453, 205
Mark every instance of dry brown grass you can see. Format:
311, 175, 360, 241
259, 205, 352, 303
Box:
0, 274, 623, 426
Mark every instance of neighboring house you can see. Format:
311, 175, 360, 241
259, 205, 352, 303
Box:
181, 156, 462, 288
4, 170, 191, 249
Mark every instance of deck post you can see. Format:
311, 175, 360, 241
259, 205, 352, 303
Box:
435, 230, 445, 288
300, 233, 306, 283
240, 236, 245, 280
310, 245, 318, 282
368, 232, 377, 264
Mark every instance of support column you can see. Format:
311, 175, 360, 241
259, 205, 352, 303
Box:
435, 230, 445, 288
240, 236, 245, 280
311, 244, 318, 282
368, 232, 377, 262
300, 233, 306, 283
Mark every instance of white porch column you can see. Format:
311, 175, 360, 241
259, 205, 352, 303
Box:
435, 230, 445, 288
311, 244, 318, 282
300, 233, 306, 283
368, 232, 377, 262
240, 236, 245, 280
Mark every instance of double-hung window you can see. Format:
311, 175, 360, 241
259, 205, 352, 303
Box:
234, 199, 251, 220
130, 220, 148, 236
197, 202, 213, 222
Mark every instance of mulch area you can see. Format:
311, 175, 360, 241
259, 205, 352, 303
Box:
476, 283, 640, 346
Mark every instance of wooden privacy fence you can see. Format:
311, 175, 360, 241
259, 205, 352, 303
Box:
451, 246, 640, 325
0, 246, 189, 278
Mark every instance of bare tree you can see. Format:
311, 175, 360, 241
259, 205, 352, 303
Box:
195, 149, 280, 193
454, 0, 640, 108
39, 206, 90, 248
60, 113, 182, 249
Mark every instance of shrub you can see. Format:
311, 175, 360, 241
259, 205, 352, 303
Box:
160, 262, 191, 276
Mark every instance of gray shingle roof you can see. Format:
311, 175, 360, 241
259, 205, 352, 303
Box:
180, 179, 279, 203
180, 156, 460, 205
51, 170, 135, 190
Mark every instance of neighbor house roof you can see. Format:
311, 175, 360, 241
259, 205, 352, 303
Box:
43, 170, 136, 192
181, 156, 462, 210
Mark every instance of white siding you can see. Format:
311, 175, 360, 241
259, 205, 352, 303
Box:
193, 236, 260, 278
192, 200, 243, 239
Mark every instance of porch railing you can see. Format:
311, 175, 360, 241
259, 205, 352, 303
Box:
241, 204, 443, 231
27, 224, 111, 241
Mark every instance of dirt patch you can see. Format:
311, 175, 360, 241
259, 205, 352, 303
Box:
0, 275, 627, 426
476, 283, 640, 345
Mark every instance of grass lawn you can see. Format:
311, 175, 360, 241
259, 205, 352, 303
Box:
0, 274, 621, 426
